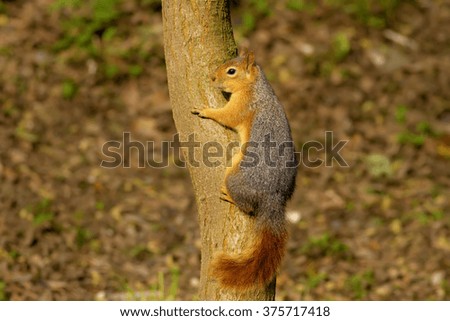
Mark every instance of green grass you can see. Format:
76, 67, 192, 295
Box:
123, 268, 180, 300
394, 105, 436, 147
235, 0, 272, 35
311, 31, 352, 77
250, 0, 271, 15
128, 65, 144, 77
129, 244, 152, 259
8, 250, 20, 260
51, 0, 121, 54
443, 280, 450, 297
51, 0, 82, 10
416, 121, 433, 136
62, 79, 78, 99
15, 126, 38, 143
50, 0, 122, 57
325, 0, 408, 28
31, 198, 55, 226
395, 105, 408, 123
397, 131, 425, 147
51, 0, 151, 81
416, 210, 444, 225
346, 270, 375, 299
0, 280, 7, 301
302, 233, 349, 257
104, 64, 120, 79
286, 0, 316, 12
0, 1, 7, 14
95, 201, 105, 210
75, 227, 93, 248
305, 270, 328, 290
346, 201, 355, 211
332, 32, 351, 62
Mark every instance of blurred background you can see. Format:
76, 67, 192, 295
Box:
0, 0, 449, 300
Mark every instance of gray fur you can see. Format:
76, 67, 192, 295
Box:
226, 65, 297, 235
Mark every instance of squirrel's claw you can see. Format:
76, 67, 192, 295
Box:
220, 186, 228, 195
220, 187, 236, 205
220, 194, 235, 205
191, 108, 210, 119
191, 108, 206, 118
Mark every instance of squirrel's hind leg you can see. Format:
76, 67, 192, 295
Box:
225, 175, 258, 216
220, 185, 236, 205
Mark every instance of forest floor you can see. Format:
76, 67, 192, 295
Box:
0, 0, 449, 300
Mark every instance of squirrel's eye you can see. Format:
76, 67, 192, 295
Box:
227, 68, 236, 75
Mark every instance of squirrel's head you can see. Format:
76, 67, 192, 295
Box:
211, 50, 257, 93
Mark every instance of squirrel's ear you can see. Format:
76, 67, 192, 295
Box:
245, 51, 255, 72
238, 47, 248, 58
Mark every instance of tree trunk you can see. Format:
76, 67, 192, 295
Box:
162, 0, 276, 300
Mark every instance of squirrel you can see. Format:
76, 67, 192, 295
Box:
191, 49, 297, 290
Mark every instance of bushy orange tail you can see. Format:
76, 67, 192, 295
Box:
211, 227, 287, 289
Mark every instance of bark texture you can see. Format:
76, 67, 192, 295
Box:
162, 0, 276, 300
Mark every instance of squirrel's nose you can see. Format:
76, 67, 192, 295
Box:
210, 74, 216, 82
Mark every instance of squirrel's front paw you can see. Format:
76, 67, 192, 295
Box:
191, 108, 208, 119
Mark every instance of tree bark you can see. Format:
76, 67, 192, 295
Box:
162, 1, 276, 300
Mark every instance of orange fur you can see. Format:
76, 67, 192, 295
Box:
211, 227, 287, 289
194, 88, 256, 201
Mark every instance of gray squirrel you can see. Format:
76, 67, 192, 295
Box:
192, 50, 297, 289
